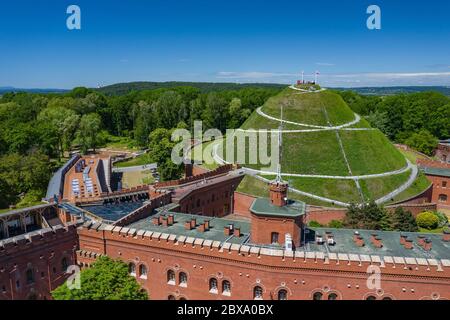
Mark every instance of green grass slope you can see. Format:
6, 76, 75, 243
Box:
204, 87, 427, 204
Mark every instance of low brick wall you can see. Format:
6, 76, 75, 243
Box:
306, 206, 347, 225
386, 203, 437, 216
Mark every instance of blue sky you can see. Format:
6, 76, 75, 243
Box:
0, 0, 449, 88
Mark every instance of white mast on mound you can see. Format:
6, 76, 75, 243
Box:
276, 103, 284, 183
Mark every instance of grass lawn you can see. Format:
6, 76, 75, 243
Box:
282, 131, 349, 175
261, 89, 355, 126
236, 175, 343, 207
114, 154, 153, 168
359, 171, 411, 202
397, 147, 430, 164
286, 176, 361, 203
102, 135, 140, 152
121, 170, 154, 188
386, 172, 432, 204
340, 130, 407, 175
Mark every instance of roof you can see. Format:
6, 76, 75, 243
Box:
80, 200, 148, 222
0, 203, 55, 219
421, 166, 450, 178
306, 227, 450, 260
126, 211, 250, 245
250, 198, 306, 218
45, 154, 80, 200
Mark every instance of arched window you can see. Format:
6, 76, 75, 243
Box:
328, 293, 338, 300
61, 258, 68, 272
271, 232, 279, 244
438, 194, 448, 202
366, 295, 377, 300
26, 269, 34, 285
139, 265, 148, 279
167, 270, 176, 284
313, 292, 323, 300
129, 263, 136, 277
278, 289, 288, 300
179, 297, 187, 300
382, 297, 392, 300
222, 280, 231, 295
179, 272, 188, 286
209, 278, 218, 293
253, 286, 263, 300
168, 295, 176, 300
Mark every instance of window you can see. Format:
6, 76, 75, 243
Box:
438, 194, 448, 202
443, 181, 447, 188
129, 263, 136, 277
167, 270, 176, 285
382, 297, 392, 300
313, 292, 323, 300
139, 265, 148, 279
278, 289, 288, 300
26, 269, 34, 285
209, 278, 218, 293
61, 258, 68, 272
271, 232, 279, 244
179, 272, 188, 287
328, 293, 338, 300
366, 295, 377, 300
253, 286, 263, 300
222, 280, 231, 296
168, 295, 176, 300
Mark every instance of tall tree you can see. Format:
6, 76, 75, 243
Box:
52, 256, 148, 300
77, 113, 102, 154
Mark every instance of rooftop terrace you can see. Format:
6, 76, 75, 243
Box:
127, 211, 251, 245
306, 227, 450, 260
81, 200, 148, 222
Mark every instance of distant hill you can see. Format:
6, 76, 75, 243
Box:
0, 87, 68, 95
334, 86, 450, 96
95, 81, 286, 95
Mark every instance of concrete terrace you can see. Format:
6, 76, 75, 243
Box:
306, 227, 450, 260
127, 211, 251, 245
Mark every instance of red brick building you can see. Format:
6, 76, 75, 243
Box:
1, 156, 449, 300
418, 160, 450, 210
435, 140, 450, 164
76, 179, 450, 300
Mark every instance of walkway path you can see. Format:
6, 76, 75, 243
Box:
256, 107, 364, 130
211, 141, 417, 206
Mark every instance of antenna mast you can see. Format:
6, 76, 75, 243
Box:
276, 104, 284, 182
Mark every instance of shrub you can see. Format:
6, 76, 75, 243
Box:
308, 220, 323, 228
328, 220, 343, 229
416, 211, 440, 230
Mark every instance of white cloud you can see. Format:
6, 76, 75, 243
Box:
216, 71, 297, 79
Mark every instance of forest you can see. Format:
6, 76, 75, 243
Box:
0, 85, 449, 211
337, 90, 450, 155
0, 85, 280, 210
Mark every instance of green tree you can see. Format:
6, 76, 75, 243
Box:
77, 113, 102, 154
38, 107, 79, 160
344, 201, 390, 231
148, 128, 183, 181
416, 211, 440, 230
404, 129, 438, 156
52, 256, 148, 300
390, 207, 418, 232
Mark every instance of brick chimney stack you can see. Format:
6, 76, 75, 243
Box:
167, 214, 174, 226
353, 231, 365, 247
370, 233, 383, 248
269, 182, 288, 207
